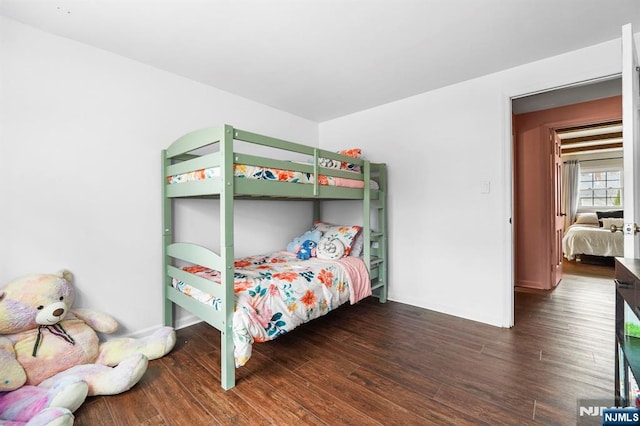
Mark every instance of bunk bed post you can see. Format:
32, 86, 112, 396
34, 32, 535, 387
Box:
312, 148, 321, 221
161, 149, 174, 326
220, 125, 236, 390
377, 164, 388, 303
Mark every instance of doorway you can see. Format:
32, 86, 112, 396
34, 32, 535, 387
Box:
511, 78, 622, 303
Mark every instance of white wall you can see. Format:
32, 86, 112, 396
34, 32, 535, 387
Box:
319, 38, 624, 327
0, 17, 318, 335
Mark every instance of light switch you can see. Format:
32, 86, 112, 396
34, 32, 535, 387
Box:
480, 180, 490, 194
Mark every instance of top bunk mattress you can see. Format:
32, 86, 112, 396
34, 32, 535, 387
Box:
168, 164, 379, 189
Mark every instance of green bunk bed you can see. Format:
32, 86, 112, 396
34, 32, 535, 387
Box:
161, 124, 387, 389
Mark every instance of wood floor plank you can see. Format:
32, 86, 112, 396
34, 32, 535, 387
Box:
433, 382, 536, 425
73, 397, 114, 426
294, 360, 437, 425
346, 367, 483, 425
141, 355, 220, 424
160, 343, 268, 425
302, 327, 446, 397
242, 352, 381, 426
104, 367, 166, 426
232, 373, 327, 426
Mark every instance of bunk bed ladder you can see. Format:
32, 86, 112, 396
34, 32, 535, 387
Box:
364, 163, 388, 303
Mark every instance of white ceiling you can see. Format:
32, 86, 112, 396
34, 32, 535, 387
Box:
1, 0, 639, 122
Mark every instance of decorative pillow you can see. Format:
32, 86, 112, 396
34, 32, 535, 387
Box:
318, 148, 362, 172
596, 210, 623, 227
318, 157, 341, 169
349, 232, 364, 257
602, 217, 624, 229
338, 148, 362, 172
574, 212, 599, 226
311, 221, 361, 257
316, 236, 345, 260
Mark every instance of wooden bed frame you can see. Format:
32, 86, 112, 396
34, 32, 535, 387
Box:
161, 124, 388, 389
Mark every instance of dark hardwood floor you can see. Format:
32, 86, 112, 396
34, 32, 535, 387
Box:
74, 261, 615, 425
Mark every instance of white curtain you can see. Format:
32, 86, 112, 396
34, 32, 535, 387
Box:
562, 160, 580, 230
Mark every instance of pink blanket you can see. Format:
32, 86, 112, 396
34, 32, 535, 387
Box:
335, 256, 372, 303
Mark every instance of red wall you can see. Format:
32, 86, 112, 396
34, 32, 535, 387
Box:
514, 95, 622, 289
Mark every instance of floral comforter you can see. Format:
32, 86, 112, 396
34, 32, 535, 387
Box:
172, 251, 371, 366
167, 164, 378, 189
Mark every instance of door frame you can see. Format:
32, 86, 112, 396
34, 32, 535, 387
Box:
622, 23, 640, 257
502, 75, 621, 327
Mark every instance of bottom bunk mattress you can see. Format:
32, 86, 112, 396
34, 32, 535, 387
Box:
172, 251, 371, 366
562, 223, 624, 261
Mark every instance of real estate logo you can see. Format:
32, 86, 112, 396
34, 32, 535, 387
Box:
577, 399, 619, 426
601, 408, 640, 425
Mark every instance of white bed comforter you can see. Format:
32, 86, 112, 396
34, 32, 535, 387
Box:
562, 223, 623, 261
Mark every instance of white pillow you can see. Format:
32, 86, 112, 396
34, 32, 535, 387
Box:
574, 212, 599, 226
349, 233, 364, 257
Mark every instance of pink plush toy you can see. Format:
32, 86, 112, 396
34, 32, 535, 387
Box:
0, 270, 176, 425
1, 334, 84, 425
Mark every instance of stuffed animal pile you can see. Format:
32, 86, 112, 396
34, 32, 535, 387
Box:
0, 270, 176, 425
287, 228, 351, 261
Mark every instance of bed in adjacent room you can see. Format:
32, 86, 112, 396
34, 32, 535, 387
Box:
562, 211, 624, 261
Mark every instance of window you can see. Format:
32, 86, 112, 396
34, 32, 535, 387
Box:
579, 170, 623, 207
